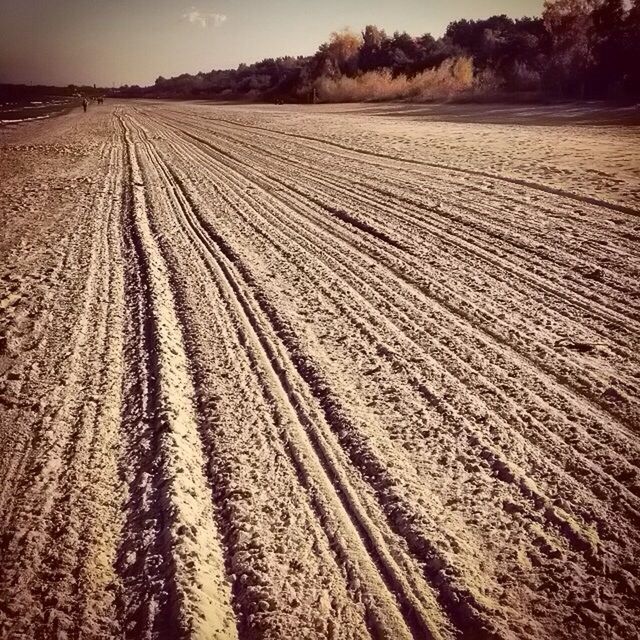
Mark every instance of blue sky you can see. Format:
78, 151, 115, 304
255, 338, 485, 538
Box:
0, 0, 544, 86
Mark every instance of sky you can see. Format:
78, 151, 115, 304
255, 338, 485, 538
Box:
0, 0, 544, 87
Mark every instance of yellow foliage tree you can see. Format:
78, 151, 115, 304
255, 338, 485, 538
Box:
325, 29, 363, 75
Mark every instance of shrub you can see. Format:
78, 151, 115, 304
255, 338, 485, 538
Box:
315, 56, 476, 102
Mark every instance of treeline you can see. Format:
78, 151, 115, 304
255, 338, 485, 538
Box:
119, 0, 640, 102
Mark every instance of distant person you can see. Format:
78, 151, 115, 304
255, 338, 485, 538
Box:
82, 98, 88, 112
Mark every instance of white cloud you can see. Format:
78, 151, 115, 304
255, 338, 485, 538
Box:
182, 9, 227, 28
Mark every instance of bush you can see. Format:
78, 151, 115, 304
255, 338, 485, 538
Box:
315, 56, 476, 103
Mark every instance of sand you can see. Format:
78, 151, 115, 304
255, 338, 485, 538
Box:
1, 101, 639, 640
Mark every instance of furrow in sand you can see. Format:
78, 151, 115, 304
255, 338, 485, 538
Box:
187, 123, 640, 435
176, 107, 640, 257
229, 122, 640, 323
160, 112, 640, 366
123, 124, 376, 638
122, 112, 467, 640
202, 128, 640, 430
154, 106, 640, 263
127, 107, 640, 638
116, 115, 237, 639
197, 113, 640, 217
124, 111, 535, 639
150, 107, 640, 373
153, 115, 640, 433
155, 108, 640, 317
166, 145, 640, 538
148, 116, 640, 499
0, 127, 125, 636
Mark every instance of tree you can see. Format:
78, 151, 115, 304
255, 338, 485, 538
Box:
542, 0, 599, 96
622, 0, 640, 95
362, 25, 386, 50
387, 31, 420, 74
445, 15, 514, 68
590, 0, 626, 96
359, 25, 389, 71
323, 29, 362, 76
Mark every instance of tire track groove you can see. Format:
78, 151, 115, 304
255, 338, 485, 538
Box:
116, 115, 238, 640
124, 113, 460, 640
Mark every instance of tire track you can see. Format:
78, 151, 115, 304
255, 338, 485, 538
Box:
115, 115, 238, 640
158, 106, 640, 264
169, 118, 640, 442
129, 106, 640, 638
157, 110, 640, 347
147, 113, 640, 480
220, 120, 640, 321
123, 112, 458, 640
177, 111, 640, 217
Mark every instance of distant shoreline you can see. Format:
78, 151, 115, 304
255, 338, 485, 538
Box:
0, 97, 80, 127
